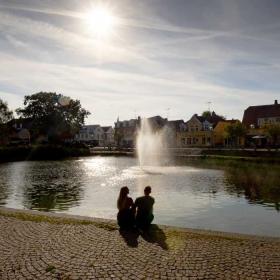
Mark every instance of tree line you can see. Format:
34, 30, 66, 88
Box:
0, 92, 90, 144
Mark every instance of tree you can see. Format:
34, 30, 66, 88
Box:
0, 99, 13, 145
202, 111, 212, 119
265, 124, 280, 148
202, 110, 225, 120
16, 92, 90, 143
0, 99, 13, 124
225, 121, 247, 147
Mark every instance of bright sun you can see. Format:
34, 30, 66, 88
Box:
86, 5, 117, 38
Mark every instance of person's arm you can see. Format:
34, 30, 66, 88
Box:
134, 198, 139, 207
128, 197, 134, 208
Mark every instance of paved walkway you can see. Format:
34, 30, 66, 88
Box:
0, 208, 279, 280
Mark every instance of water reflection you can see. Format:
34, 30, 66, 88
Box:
176, 157, 280, 211
23, 182, 83, 211
224, 163, 280, 211
0, 161, 85, 211
0, 166, 10, 206
0, 157, 279, 236
26, 161, 85, 211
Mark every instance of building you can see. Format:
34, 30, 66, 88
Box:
101, 126, 115, 147
165, 120, 184, 147
242, 100, 280, 129
75, 125, 105, 146
145, 116, 168, 131
242, 100, 280, 147
114, 117, 140, 148
6, 118, 32, 145
177, 112, 225, 147
213, 120, 241, 147
114, 115, 168, 148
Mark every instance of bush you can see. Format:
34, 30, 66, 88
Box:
0, 145, 90, 162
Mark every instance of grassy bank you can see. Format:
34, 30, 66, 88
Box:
0, 145, 90, 162
201, 148, 280, 158
176, 156, 280, 211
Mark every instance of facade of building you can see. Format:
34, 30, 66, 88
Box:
75, 125, 114, 146
177, 112, 224, 147
114, 116, 168, 148
165, 120, 184, 147
114, 117, 140, 148
101, 126, 115, 147
6, 118, 32, 145
146, 116, 168, 131
242, 100, 280, 147
242, 100, 280, 129
213, 120, 242, 147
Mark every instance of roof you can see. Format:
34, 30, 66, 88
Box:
83, 125, 100, 129
166, 120, 184, 130
218, 119, 239, 124
192, 112, 225, 126
7, 118, 33, 129
101, 126, 113, 132
242, 101, 280, 127
146, 116, 168, 127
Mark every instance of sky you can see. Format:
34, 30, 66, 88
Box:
0, 0, 280, 125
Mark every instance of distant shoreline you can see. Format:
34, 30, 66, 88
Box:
0, 145, 90, 163
0, 145, 280, 163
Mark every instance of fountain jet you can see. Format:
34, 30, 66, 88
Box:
136, 118, 170, 167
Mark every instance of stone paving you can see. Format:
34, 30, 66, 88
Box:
0, 208, 280, 280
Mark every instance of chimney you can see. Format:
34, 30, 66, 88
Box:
274, 100, 278, 105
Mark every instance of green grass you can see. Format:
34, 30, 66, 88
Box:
0, 209, 117, 231
45, 265, 56, 273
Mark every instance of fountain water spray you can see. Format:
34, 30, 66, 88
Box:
136, 118, 170, 167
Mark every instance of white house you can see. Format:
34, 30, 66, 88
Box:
75, 125, 115, 147
101, 126, 115, 147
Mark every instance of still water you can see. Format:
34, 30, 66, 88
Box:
0, 156, 279, 237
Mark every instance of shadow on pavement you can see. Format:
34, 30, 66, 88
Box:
119, 228, 140, 247
140, 224, 168, 250
119, 224, 168, 250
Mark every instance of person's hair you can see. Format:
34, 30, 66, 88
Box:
117, 186, 129, 210
144, 186, 151, 195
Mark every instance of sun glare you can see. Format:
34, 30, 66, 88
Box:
86, 5, 117, 38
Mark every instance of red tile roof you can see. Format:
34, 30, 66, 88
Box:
242, 101, 280, 127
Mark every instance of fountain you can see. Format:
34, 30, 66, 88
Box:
136, 118, 170, 167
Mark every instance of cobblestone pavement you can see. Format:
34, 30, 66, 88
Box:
0, 210, 280, 280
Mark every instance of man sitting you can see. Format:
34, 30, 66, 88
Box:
134, 186, 155, 229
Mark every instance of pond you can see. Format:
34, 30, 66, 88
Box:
0, 156, 279, 237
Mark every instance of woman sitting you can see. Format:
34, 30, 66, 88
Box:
117, 186, 135, 229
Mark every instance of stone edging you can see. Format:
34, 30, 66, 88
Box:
0, 206, 279, 243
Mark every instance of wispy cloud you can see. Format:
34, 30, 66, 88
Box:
0, 0, 279, 125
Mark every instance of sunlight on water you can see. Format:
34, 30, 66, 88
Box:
0, 157, 279, 237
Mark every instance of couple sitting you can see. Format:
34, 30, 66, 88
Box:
117, 186, 154, 230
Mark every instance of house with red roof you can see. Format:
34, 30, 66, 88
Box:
242, 100, 280, 147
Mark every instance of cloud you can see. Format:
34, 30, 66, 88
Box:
0, 0, 279, 125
